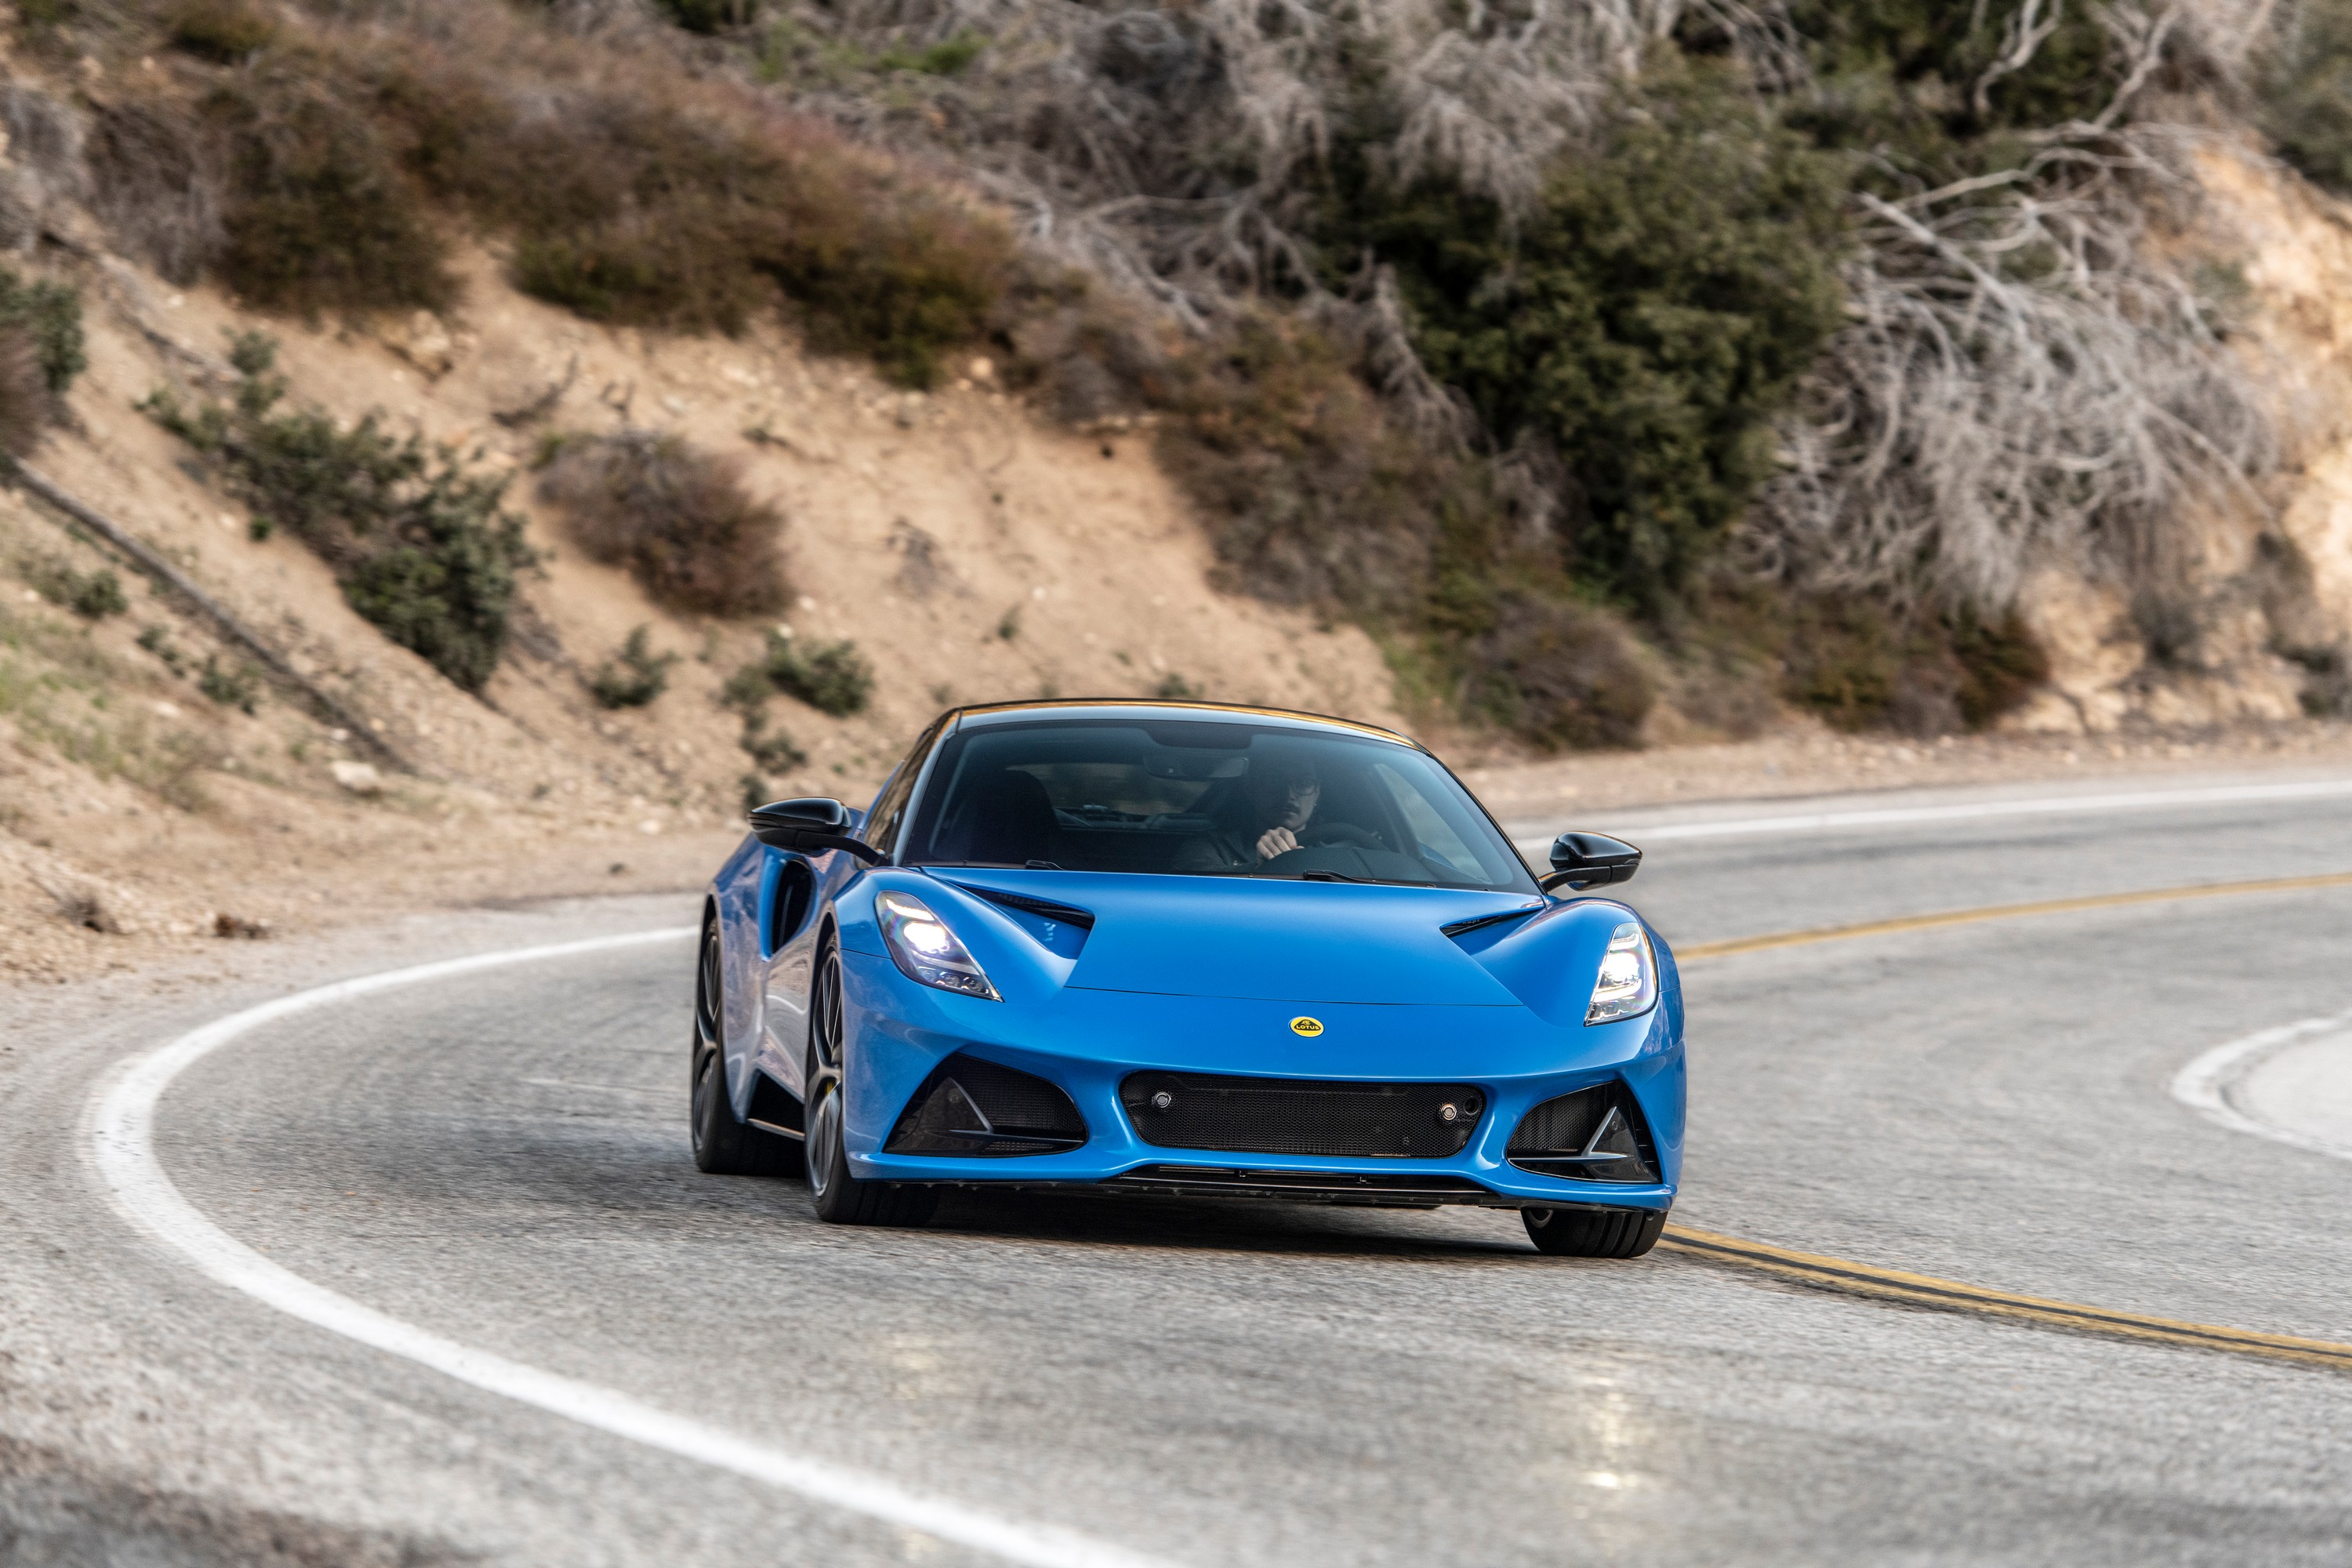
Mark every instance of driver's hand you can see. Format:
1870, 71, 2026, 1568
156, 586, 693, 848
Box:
1255, 826, 1299, 862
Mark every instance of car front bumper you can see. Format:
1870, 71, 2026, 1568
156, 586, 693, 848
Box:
838, 950, 1685, 1209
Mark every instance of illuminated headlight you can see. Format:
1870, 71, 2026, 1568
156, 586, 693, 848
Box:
875, 891, 1000, 1000
1584, 921, 1657, 1025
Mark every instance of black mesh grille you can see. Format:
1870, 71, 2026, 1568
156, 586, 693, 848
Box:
885, 1054, 1087, 1157
1505, 1082, 1658, 1182
1120, 1073, 1485, 1157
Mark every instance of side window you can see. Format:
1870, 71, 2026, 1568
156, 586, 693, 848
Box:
863, 715, 952, 858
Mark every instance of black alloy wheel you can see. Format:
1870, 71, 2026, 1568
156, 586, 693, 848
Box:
691, 911, 802, 1178
1523, 1204, 1667, 1258
804, 938, 936, 1227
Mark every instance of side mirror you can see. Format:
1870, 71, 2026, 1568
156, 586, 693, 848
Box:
1543, 830, 1641, 894
749, 798, 885, 865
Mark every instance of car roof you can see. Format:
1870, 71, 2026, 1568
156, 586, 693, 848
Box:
939, 699, 1423, 749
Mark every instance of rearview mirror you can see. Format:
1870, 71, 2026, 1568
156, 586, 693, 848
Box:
749, 798, 884, 865
1543, 831, 1641, 894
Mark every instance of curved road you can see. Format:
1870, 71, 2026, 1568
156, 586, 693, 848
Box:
9, 770, 2352, 1565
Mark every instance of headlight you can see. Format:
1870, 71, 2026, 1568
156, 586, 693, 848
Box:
875, 891, 1000, 1000
1585, 920, 1657, 1025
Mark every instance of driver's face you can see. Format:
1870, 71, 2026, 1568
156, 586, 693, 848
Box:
1269, 773, 1319, 830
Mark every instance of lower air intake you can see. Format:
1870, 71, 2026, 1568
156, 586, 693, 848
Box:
884, 1054, 1087, 1157
1505, 1082, 1659, 1183
1120, 1072, 1483, 1157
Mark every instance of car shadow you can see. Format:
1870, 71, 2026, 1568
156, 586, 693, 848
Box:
920, 1183, 1542, 1261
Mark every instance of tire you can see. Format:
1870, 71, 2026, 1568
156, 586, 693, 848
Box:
1523, 1204, 1667, 1258
690, 913, 805, 1178
804, 938, 937, 1227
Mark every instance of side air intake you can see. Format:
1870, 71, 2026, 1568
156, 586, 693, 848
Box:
884, 1053, 1087, 1157
1505, 1082, 1659, 1183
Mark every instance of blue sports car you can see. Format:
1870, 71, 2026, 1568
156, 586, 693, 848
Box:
691, 700, 1683, 1258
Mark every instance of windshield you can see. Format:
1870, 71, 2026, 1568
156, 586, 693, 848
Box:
902, 718, 1537, 893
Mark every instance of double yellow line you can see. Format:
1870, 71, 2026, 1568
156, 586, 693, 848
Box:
1657, 1229, 2352, 1370
1678, 869, 2352, 963
1662, 867, 2352, 1371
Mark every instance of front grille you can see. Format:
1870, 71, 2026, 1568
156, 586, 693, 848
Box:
1120, 1072, 1484, 1157
1505, 1081, 1659, 1182
885, 1053, 1087, 1157
1103, 1165, 1497, 1206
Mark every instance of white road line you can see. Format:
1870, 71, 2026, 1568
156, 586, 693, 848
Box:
1511, 776, 2352, 849
2171, 1010, 2352, 1163
85, 927, 1178, 1568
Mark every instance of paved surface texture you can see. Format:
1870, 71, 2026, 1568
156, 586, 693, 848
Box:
7, 775, 2352, 1566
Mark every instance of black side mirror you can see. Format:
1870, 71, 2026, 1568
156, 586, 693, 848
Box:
750, 798, 884, 865
1543, 831, 1641, 893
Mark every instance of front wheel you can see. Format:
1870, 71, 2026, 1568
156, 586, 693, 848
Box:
804, 942, 936, 1227
1523, 1205, 1666, 1258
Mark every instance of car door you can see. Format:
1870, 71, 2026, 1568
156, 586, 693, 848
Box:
753, 713, 954, 1098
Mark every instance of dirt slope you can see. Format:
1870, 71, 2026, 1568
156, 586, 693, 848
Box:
1, 243, 1396, 980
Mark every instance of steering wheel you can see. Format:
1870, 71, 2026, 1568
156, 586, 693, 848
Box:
1302, 823, 1382, 851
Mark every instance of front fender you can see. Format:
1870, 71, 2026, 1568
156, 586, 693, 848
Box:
1468, 897, 1676, 1032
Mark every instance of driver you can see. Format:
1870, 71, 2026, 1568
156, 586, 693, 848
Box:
1174, 754, 1323, 871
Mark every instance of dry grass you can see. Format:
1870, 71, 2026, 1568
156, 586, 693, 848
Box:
538, 431, 787, 618
86, 96, 228, 285
1153, 318, 1445, 615
74, 2, 1012, 381
35, 876, 119, 935
1463, 593, 1653, 751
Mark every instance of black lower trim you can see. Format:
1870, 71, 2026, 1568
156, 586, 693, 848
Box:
1099, 1164, 1504, 1207
1504, 1081, 1661, 1183
885, 1053, 1089, 1157
747, 1069, 804, 1135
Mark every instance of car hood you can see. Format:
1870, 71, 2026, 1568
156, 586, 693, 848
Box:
931, 869, 1541, 1006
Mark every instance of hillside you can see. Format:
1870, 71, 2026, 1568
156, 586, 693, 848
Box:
16, 0, 2352, 978
0, 244, 1391, 979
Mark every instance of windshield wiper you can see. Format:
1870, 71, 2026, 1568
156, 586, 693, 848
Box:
1294, 868, 1367, 883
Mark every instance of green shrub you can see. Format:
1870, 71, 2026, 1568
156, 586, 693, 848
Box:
0, 267, 85, 397
536, 432, 786, 617
760, 633, 871, 715
656, 0, 760, 33
137, 624, 189, 676
719, 662, 773, 713
197, 655, 260, 713
1152, 673, 1201, 700
740, 714, 806, 771
20, 556, 125, 619
1341, 62, 1845, 611
874, 33, 984, 76
165, 0, 278, 61
145, 332, 532, 691
2259, 0, 2352, 192
588, 626, 676, 709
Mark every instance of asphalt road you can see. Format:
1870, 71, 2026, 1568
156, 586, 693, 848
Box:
9, 770, 2352, 1566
